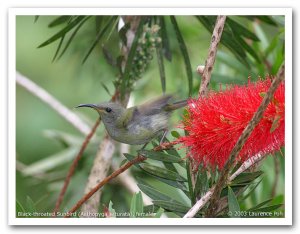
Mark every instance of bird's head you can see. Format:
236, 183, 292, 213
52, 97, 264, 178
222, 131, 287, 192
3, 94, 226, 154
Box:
76, 102, 124, 124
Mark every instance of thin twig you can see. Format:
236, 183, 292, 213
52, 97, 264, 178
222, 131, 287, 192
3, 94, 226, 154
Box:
198, 15, 227, 97
64, 141, 177, 217
16, 72, 91, 135
53, 118, 101, 215
183, 154, 264, 218
205, 65, 285, 217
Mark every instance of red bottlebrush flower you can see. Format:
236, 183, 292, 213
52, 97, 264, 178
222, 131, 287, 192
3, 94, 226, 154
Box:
179, 77, 285, 169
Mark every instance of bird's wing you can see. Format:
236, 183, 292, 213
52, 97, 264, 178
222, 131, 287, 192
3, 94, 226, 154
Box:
137, 95, 173, 116
115, 107, 135, 129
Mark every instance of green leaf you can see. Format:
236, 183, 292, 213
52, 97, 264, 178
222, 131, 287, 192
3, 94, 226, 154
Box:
38, 16, 86, 48
170, 16, 193, 96
154, 207, 165, 218
149, 175, 188, 191
102, 45, 117, 67
140, 163, 186, 182
143, 205, 159, 214
235, 34, 261, 63
156, 47, 166, 94
248, 199, 273, 212
239, 177, 263, 202
231, 171, 263, 185
52, 35, 65, 62
247, 16, 277, 26
108, 201, 116, 217
100, 81, 113, 97
171, 130, 180, 139
138, 150, 182, 163
120, 17, 146, 98
57, 16, 91, 60
48, 16, 72, 28
228, 186, 240, 217
130, 192, 144, 217
26, 196, 36, 213
152, 200, 190, 214
194, 166, 208, 198
82, 16, 118, 64
137, 182, 175, 202
16, 200, 25, 214
227, 18, 260, 41
159, 16, 172, 61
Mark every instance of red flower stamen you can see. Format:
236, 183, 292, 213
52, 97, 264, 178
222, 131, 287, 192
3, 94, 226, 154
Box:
179, 77, 285, 169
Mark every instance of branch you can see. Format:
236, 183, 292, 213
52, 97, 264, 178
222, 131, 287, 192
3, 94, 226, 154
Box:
198, 15, 227, 97
53, 118, 101, 215
64, 141, 177, 217
183, 153, 264, 218
16, 72, 91, 135
205, 64, 285, 217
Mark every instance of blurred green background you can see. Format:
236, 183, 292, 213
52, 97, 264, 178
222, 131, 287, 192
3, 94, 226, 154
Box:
16, 15, 285, 217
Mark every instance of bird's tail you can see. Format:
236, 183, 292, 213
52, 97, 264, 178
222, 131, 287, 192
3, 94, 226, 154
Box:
165, 99, 188, 111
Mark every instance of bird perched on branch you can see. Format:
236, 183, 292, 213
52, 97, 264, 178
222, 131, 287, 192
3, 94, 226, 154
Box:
77, 95, 187, 145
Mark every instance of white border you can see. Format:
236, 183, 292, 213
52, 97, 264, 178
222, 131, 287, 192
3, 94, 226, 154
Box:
8, 8, 293, 226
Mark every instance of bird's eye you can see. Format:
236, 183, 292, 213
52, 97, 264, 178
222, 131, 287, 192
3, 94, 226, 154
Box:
105, 107, 112, 113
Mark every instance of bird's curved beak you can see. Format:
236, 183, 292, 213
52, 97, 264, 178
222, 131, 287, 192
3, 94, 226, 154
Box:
76, 104, 105, 113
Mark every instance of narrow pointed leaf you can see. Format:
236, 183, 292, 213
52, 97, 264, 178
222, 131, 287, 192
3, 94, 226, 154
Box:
246, 16, 277, 26
137, 182, 174, 202
231, 171, 263, 185
247, 199, 273, 212
239, 177, 263, 202
138, 150, 182, 163
228, 186, 240, 217
150, 174, 188, 191
38, 16, 86, 48
16, 200, 25, 213
57, 16, 91, 60
170, 16, 193, 96
152, 200, 190, 214
52, 35, 65, 62
159, 16, 172, 61
140, 163, 186, 181
227, 18, 260, 41
48, 16, 72, 28
26, 196, 36, 213
120, 17, 145, 98
154, 207, 165, 218
82, 16, 118, 64
156, 47, 166, 93
100, 82, 112, 96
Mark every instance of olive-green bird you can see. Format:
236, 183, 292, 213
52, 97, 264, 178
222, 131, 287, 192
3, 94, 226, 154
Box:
76, 95, 187, 145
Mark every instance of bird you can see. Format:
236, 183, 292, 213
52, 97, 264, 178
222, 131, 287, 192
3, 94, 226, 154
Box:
76, 95, 187, 145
